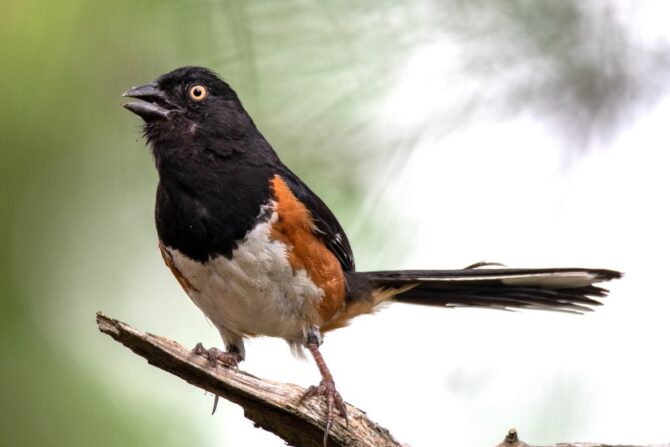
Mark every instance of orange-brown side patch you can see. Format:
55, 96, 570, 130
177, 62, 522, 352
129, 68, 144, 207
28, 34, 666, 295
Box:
320, 284, 417, 332
270, 175, 346, 324
159, 242, 200, 293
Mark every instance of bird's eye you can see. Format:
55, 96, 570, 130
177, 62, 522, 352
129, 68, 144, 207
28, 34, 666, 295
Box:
188, 84, 208, 101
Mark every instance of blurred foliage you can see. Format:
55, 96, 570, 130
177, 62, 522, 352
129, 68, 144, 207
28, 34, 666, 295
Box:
1, 0, 667, 446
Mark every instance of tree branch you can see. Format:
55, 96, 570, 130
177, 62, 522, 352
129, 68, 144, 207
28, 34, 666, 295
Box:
95, 312, 402, 447
96, 312, 668, 447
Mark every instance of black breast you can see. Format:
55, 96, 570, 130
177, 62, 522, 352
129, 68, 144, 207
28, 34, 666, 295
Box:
154, 147, 275, 263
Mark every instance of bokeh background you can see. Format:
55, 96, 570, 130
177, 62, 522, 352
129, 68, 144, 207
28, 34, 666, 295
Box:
2, 1, 670, 446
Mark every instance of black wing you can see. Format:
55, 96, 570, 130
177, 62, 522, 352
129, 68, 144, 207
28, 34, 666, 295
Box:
276, 167, 355, 272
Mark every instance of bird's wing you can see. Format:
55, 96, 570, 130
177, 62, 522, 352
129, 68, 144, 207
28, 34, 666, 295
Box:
274, 168, 355, 272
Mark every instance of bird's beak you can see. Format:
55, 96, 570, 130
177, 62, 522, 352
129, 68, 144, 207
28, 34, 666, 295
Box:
122, 82, 174, 121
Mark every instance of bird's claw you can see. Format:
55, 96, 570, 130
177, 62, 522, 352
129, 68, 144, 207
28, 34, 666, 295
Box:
192, 343, 243, 415
192, 342, 241, 368
300, 378, 348, 446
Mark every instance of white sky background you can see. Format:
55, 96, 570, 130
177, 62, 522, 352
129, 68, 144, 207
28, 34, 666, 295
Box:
216, 7, 670, 447
220, 96, 670, 444
223, 3, 670, 445
23, 1, 670, 446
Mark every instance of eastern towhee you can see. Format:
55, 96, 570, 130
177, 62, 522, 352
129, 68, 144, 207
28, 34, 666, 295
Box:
122, 66, 621, 445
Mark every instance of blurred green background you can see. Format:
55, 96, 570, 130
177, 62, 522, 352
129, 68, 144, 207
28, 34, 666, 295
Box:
2, 1, 669, 446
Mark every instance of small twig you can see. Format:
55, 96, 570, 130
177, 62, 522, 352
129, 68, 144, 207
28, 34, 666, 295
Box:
495, 428, 670, 447
95, 312, 403, 447
96, 312, 669, 447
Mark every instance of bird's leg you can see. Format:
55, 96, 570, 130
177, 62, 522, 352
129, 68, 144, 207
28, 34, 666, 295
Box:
192, 342, 244, 414
300, 330, 348, 446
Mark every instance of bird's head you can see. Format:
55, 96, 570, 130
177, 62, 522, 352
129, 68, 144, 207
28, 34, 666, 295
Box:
122, 66, 255, 149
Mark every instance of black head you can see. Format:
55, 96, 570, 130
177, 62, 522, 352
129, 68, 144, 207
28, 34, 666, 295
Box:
122, 66, 255, 148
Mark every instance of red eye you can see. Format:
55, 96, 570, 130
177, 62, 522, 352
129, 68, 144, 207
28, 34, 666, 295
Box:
188, 84, 208, 101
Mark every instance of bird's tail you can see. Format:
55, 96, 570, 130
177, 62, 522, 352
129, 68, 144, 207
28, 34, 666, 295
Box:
321, 266, 621, 331
359, 267, 621, 313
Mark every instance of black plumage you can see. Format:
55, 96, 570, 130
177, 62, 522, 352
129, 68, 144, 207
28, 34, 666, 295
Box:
361, 267, 621, 313
134, 67, 356, 269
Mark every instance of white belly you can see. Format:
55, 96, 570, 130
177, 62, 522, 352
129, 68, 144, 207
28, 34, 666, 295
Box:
166, 212, 324, 343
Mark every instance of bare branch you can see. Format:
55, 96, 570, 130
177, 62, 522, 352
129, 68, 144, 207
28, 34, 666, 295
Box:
96, 312, 668, 447
95, 312, 403, 447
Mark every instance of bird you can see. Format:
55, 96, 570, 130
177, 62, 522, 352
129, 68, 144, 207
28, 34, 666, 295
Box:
122, 66, 621, 445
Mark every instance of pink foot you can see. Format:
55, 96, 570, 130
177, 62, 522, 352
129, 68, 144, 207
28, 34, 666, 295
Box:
300, 378, 348, 446
192, 343, 241, 368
